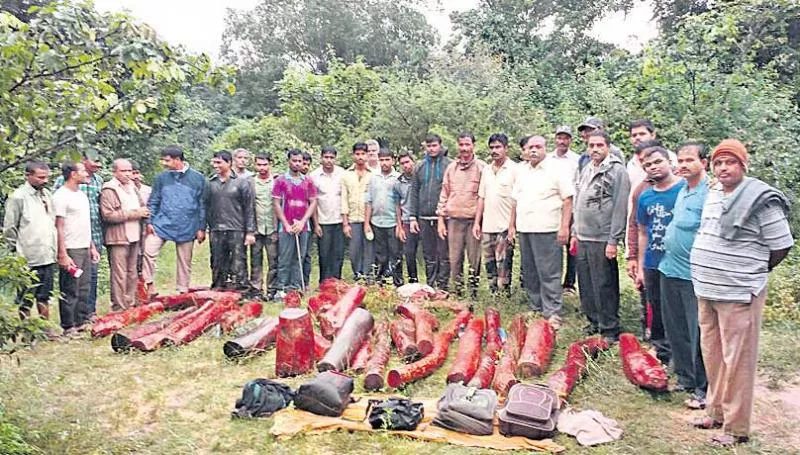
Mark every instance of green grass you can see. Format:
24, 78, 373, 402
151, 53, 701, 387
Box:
1, 242, 799, 454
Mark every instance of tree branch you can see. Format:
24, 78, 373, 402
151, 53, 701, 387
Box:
8, 54, 110, 93
0, 135, 78, 174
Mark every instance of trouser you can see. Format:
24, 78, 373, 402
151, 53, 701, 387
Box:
250, 233, 278, 293
644, 268, 671, 364
318, 223, 345, 282
108, 242, 140, 311
660, 273, 707, 398
277, 231, 309, 291
210, 231, 247, 290
400, 222, 419, 283
142, 233, 194, 293
698, 290, 765, 437
482, 231, 514, 294
419, 218, 449, 289
372, 224, 402, 287
58, 248, 92, 330
576, 240, 620, 338
87, 262, 98, 315
16, 263, 55, 316
520, 232, 563, 317
639, 289, 650, 340
447, 218, 481, 296
348, 222, 374, 279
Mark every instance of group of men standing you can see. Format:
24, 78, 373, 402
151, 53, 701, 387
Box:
3, 117, 793, 447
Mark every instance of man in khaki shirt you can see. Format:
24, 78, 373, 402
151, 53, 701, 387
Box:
509, 136, 574, 329
473, 133, 517, 294
437, 131, 486, 297
341, 142, 374, 281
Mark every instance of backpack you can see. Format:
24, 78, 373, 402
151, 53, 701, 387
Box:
432, 383, 497, 436
231, 378, 295, 419
498, 383, 560, 439
293, 371, 354, 417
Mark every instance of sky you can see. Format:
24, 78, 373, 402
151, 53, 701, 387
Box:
93, 0, 658, 59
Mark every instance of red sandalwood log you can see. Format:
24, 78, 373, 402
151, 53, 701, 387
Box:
91, 301, 167, 338
319, 278, 350, 296
467, 308, 503, 389
619, 333, 668, 391
447, 318, 485, 383
350, 338, 372, 373
397, 301, 439, 356
318, 286, 367, 339
390, 318, 419, 361
308, 292, 339, 315
275, 308, 315, 377
492, 314, 528, 396
318, 308, 375, 372
111, 307, 195, 352
364, 323, 391, 391
219, 301, 263, 333
314, 332, 332, 360
386, 310, 473, 388
164, 298, 238, 346
223, 317, 280, 358
517, 319, 556, 377
151, 290, 240, 308
283, 290, 302, 308
131, 303, 210, 351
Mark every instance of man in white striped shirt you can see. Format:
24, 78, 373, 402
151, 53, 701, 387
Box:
689, 139, 793, 447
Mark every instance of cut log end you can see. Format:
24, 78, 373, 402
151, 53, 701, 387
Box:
418, 340, 434, 356
446, 373, 465, 384
364, 373, 384, 391
223, 341, 246, 359
110, 333, 131, 352
386, 370, 403, 389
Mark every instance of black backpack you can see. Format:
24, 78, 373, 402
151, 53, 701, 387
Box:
231, 378, 295, 419
293, 371, 355, 417
368, 398, 424, 431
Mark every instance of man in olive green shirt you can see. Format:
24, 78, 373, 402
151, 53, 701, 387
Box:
250, 153, 279, 299
3, 161, 57, 321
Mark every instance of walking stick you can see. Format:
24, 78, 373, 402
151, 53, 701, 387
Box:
295, 233, 306, 292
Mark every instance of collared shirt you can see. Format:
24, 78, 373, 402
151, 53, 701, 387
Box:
658, 178, 709, 281
437, 157, 486, 219
478, 158, 518, 233
691, 181, 794, 303
547, 150, 580, 184
310, 166, 345, 225
272, 172, 317, 233
3, 182, 57, 266
55, 172, 104, 249
236, 169, 254, 179
394, 173, 414, 222
341, 168, 372, 223
254, 174, 276, 236
513, 157, 574, 233
366, 170, 400, 228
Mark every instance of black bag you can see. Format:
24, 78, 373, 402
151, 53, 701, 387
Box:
232, 378, 295, 419
498, 383, 560, 439
432, 383, 497, 436
293, 371, 354, 417
368, 398, 424, 431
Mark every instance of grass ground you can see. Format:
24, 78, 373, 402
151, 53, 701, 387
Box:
1, 241, 799, 454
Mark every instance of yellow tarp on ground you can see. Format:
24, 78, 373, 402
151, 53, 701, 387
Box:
270, 396, 565, 452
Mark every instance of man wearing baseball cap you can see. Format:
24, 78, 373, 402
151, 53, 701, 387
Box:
689, 139, 793, 447
576, 116, 625, 172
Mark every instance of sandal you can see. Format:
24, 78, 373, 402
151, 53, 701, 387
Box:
711, 434, 749, 447
690, 416, 722, 429
684, 397, 706, 410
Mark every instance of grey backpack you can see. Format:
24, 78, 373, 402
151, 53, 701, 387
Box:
432, 383, 498, 435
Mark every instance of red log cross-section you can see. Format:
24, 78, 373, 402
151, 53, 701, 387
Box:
223, 317, 280, 359
517, 319, 556, 378
492, 314, 528, 396
386, 310, 472, 388
619, 333, 668, 391
467, 307, 502, 389
275, 308, 316, 377
363, 322, 392, 391
447, 317, 485, 384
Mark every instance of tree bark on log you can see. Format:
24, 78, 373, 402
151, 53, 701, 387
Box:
317, 307, 374, 372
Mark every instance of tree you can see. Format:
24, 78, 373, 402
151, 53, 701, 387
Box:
220, 0, 437, 116
0, 1, 234, 195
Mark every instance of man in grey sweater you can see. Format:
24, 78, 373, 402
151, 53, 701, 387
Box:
571, 131, 630, 342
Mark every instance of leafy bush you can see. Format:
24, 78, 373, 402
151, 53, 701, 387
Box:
0, 406, 37, 455
765, 247, 800, 323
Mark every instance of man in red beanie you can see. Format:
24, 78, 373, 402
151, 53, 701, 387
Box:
689, 139, 793, 447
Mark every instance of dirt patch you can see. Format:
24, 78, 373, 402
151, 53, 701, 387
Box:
752, 374, 800, 449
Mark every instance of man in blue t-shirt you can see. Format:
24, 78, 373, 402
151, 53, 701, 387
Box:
636, 146, 685, 365
658, 142, 709, 410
